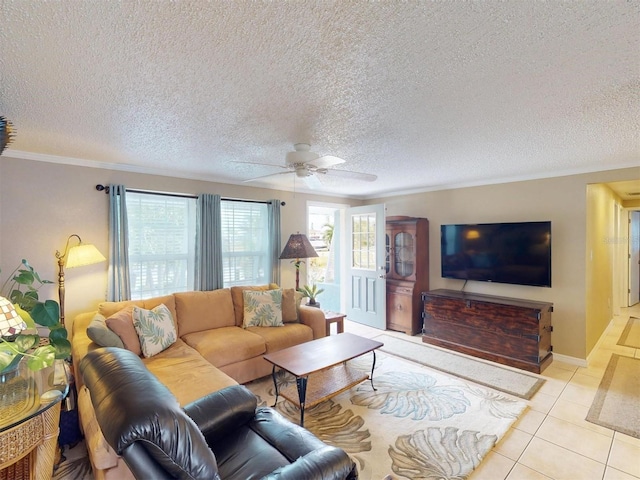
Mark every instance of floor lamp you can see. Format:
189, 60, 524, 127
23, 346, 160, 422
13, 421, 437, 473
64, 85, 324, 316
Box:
279, 233, 318, 290
56, 234, 106, 326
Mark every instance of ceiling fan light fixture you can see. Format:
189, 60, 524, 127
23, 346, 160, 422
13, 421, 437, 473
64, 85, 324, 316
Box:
294, 164, 312, 177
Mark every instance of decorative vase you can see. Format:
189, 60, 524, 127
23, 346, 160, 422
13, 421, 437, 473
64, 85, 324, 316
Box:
0, 359, 36, 427
306, 301, 321, 309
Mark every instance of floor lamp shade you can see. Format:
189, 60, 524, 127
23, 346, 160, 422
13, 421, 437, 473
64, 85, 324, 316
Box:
279, 233, 318, 290
65, 243, 106, 268
56, 234, 106, 325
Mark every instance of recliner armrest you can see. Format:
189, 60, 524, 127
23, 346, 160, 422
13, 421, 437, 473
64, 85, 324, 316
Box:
261, 445, 358, 480
184, 385, 258, 441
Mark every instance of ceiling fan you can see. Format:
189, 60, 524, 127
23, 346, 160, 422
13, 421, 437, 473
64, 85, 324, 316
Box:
237, 143, 377, 188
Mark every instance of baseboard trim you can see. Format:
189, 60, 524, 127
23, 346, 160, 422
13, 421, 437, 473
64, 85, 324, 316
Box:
552, 352, 587, 368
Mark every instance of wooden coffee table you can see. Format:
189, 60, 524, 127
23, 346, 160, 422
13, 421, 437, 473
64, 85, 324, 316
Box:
263, 333, 383, 426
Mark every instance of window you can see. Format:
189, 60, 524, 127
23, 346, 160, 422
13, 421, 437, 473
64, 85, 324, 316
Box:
126, 192, 196, 299
351, 213, 377, 270
220, 200, 270, 287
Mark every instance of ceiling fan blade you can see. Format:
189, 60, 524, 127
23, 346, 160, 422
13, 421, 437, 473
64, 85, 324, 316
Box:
242, 171, 291, 183
321, 168, 377, 182
311, 155, 345, 169
232, 160, 290, 170
302, 174, 323, 189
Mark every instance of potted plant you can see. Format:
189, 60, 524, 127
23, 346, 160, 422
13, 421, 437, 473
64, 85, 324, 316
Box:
0, 260, 71, 374
298, 284, 325, 308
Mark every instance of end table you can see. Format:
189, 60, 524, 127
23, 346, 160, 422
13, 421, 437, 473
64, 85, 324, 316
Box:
323, 311, 346, 336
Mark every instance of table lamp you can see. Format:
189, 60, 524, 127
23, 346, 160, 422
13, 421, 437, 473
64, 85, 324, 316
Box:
279, 233, 318, 290
0, 296, 26, 339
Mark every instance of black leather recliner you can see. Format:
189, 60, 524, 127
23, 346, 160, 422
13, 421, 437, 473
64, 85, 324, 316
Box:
80, 348, 358, 480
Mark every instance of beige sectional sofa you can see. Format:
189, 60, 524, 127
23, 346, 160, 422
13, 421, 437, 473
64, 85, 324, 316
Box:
71, 284, 327, 480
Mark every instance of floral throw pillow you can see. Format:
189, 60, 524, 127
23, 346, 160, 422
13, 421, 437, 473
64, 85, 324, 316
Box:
132, 304, 177, 357
243, 289, 284, 328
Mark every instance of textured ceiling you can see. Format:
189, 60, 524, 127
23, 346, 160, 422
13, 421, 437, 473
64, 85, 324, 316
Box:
1, 1, 638, 198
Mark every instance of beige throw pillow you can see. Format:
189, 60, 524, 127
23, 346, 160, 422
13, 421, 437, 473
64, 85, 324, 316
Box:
105, 305, 141, 355
132, 304, 177, 358
281, 288, 301, 323
243, 289, 283, 328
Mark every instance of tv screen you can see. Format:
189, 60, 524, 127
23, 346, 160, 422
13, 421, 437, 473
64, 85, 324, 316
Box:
441, 221, 551, 287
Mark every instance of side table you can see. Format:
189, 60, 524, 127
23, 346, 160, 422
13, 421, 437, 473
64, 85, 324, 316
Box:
323, 311, 346, 336
0, 361, 68, 479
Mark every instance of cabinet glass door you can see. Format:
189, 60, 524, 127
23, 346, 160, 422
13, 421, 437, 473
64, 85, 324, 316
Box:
385, 233, 390, 274
394, 232, 414, 277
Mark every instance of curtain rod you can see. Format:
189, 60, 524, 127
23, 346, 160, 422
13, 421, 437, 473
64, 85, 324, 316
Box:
95, 185, 285, 206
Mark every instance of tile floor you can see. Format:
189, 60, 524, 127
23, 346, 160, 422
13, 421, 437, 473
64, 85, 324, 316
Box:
341, 304, 640, 480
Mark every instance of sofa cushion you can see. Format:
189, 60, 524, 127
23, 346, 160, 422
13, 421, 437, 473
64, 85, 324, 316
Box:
282, 288, 302, 323
143, 339, 238, 406
105, 306, 141, 355
243, 289, 283, 328
230, 284, 279, 327
182, 326, 266, 368
133, 304, 177, 357
87, 313, 125, 349
174, 289, 235, 336
98, 295, 178, 332
247, 323, 313, 353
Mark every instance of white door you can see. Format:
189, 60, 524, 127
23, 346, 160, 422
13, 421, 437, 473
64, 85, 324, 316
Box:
345, 204, 386, 329
629, 210, 640, 306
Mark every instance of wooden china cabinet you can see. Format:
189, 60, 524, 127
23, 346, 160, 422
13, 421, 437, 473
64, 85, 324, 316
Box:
385, 216, 429, 335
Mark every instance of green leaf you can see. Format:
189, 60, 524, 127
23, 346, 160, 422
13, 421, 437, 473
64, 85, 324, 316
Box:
0, 351, 22, 372
51, 339, 71, 359
15, 305, 36, 328
14, 334, 38, 352
26, 346, 55, 370
30, 300, 60, 327
49, 326, 68, 342
13, 270, 35, 286
0, 351, 15, 371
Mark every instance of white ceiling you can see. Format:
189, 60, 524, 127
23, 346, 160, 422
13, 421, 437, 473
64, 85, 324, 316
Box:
1, 1, 638, 198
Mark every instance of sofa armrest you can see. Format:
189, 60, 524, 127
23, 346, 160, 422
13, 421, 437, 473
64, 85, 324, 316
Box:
261, 445, 358, 480
184, 385, 258, 441
298, 305, 327, 339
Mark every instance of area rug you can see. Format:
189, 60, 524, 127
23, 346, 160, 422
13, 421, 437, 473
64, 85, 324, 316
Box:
53, 441, 93, 480
246, 352, 527, 479
586, 354, 640, 439
373, 334, 544, 400
617, 317, 640, 349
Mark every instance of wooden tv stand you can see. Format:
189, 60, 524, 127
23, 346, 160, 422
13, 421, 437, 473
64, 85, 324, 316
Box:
422, 289, 553, 373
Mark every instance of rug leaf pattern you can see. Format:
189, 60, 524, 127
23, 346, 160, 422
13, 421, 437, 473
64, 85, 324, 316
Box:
389, 427, 497, 480
247, 352, 527, 479
352, 371, 471, 421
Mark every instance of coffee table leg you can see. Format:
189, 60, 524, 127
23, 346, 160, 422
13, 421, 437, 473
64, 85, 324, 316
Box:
296, 376, 308, 427
271, 365, 279, 407
370, 351, 378, 391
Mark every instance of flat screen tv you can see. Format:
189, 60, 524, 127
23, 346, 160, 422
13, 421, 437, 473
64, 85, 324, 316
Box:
441, 221, 551, 288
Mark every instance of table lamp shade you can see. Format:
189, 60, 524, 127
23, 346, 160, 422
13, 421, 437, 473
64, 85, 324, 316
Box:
65, 243, 106, 268
0, 296, 27, 337
279, 234, 319, 260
